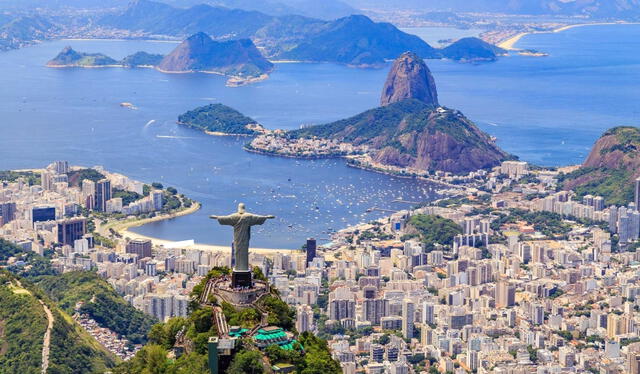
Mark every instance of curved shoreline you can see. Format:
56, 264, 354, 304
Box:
112, 202, 299, 253
243, 145, 349, 160
105, 201, 202, 234
498, 21, 640, 50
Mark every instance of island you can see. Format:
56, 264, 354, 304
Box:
156, 32, 274, 86
47, 32, 274, 86
47, 46, 163, 68
46, 46, 121, 67
177, 103, 265, 136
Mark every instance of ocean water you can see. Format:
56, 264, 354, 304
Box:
399, 27, 482, 47
0, 24, 638, 247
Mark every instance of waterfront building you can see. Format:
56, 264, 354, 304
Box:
306, 237, 317, 265
151, 190, 163, 211
126, 239, 152, 259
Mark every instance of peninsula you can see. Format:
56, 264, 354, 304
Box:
246, 52, 510, 174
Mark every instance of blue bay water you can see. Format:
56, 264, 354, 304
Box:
0, 24, 638, 247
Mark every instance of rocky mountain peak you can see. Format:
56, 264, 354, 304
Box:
380, 51, 438, 107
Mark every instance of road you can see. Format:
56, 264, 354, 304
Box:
39, 300, 54, 374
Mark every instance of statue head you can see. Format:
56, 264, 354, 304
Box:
237, 203, 246, 214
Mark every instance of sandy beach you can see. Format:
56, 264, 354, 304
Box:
109, 202, 300, 254
498, 22, 640, 51
118, 228, 300, 254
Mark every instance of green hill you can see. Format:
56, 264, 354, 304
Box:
1, 239, 155, 345
276, 14, 438, 66
441, 37, 507, 61
178, 103, 262, 135
33, 271, 157, 345
121, 51, 164, 67
47, 46, 118, 67
115, 267, 338, 374
0, 273, 47, 373
0, 271, 118, 374
560, 126, 640, 206
291, 99, 508, 174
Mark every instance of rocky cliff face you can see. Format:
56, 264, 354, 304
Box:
371, 107, 507, 174
562, 126, 640, 205
292, 99, 508, 174
157, 32, 273, 77
380, 52, 438, 107
290, 51, 508, 174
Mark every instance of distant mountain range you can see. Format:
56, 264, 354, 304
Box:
4, 0, 640, 18
162, 0, 359, 20
0, 0, 508, 65
342, 0, 640, 18
98, 0, 506, 66
0, 15, 58, 51
0, 0, 357, 20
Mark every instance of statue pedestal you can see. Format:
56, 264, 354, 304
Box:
231, 270, 252, 289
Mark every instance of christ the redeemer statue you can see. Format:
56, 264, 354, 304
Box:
210, 203, 274, 288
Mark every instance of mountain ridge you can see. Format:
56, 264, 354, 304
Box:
98, 0, 506, 66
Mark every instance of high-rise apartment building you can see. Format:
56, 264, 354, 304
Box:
95, 179, 111, 212
126, 239, 153, 259
496, 281, 515, 308
306, 237, 317, 265
296, 304, 314, 333
402, 299, 415, 339
0, 202, 17, 225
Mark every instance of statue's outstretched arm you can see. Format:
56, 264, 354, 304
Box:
210, 214, 236, 225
